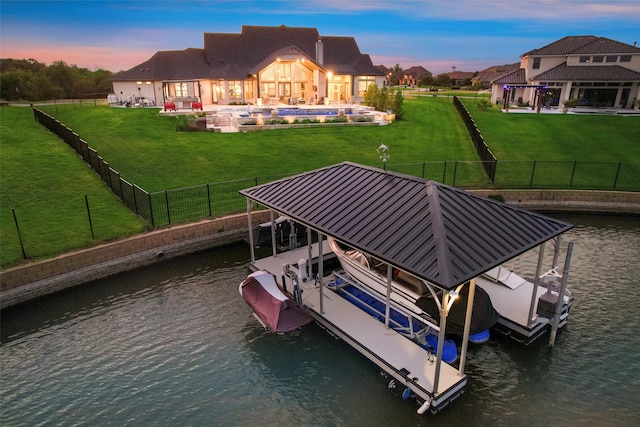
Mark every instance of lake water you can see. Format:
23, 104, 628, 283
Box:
1, 214, 639, 426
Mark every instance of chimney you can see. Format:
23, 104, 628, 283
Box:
316, 37, 324, 65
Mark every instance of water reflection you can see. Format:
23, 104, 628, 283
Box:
1, 213, 638, 426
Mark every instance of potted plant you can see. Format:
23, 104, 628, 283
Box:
562, 98, 578, 113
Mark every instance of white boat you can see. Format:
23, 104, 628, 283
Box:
327, 236, 499, 341
239, 270, 311, 333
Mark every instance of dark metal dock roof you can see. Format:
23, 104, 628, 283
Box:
240, 162, 573, 291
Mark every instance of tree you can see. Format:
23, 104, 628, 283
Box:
0, 58, 114, 101
363, 83, 404, 119
417, 73, 434, 88
434, 73, 452, 88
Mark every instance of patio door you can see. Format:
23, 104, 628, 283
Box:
279, 82, 291, 101
211, 83, 219, 104
329, 83, 343, 102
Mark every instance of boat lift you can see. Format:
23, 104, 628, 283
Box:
239, 162, 575, 414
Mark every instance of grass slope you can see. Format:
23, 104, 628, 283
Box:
48, 98, 477, 191
1, 107, 148, 269
461, 101, 640, 161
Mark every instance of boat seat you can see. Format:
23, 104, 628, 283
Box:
395, 270, 429, 296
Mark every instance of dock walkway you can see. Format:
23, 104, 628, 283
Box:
251, 242, 467, 413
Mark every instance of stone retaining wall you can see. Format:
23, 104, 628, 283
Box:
472, 189, 640, 215
0, 211, 270, 309
1, 191, 638, 310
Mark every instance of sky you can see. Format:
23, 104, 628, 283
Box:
1, 0, 639, 75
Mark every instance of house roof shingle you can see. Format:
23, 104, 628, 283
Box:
533, 62, 640, 81
115, 25, 383, 82
492, 68, 526, 85
523, 36, 640, 57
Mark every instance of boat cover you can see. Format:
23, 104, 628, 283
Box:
416, 285, 499, 336
240, 271, 311, 333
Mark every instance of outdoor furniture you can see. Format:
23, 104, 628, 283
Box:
164, 102, 176, 111
192, 102, 203, 111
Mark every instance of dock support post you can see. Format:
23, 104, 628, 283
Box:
549, 242, 573, 347
318, 233, 325, 314
528, 242, 546, 326
246, 200, 256, 263
433, 291, 451, 395
270, 210, 277, 257
385, 266, 392, 327
458, 279, 476, 376
307, 228, 313, 279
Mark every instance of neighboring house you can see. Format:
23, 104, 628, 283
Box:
448, 70, 476, 87
111, 25, 385, 108
401, 66, 431, 86
491, 36, 640, 109
473, 63, 520, 89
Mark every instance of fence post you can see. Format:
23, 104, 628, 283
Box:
613, 162, 622, 189
569, 161, 577, 187
529, 161, 537, 187
207, 183, 212, 217
132, 184, 139, 215
442, 161, 447, 183
148, 192, 155, 228
165, 190, 171, 224
12, 208, 27, 260
453, 161, 458, 186
85, 194, 95, 240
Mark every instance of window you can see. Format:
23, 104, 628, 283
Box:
532, 57, 541, 69
606, 55, 618, 62
175, 82, 188, 97
620, 55, 632, 62
229, 81, 242, 100
244, 81, 254, 100
358, 76, 376, 97
592, 56, 604, 63
579, 56, 590, 63
218, 80, 226, 100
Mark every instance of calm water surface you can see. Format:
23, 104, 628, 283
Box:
1, 214, 639, 426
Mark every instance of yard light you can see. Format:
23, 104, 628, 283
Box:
377, 144, 390, 171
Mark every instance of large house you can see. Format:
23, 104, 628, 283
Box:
491, 36, 640, 109
112, 25, 385, 108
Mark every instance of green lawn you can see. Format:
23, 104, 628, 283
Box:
3, 95, 639, 269
0, 107, 148, 269
45, 98, 477, 191
461, 101, 640, 161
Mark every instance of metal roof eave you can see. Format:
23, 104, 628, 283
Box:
240, 162, 573, 291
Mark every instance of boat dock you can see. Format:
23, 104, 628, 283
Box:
239, 162, 575, 414
251, 242, 467, 414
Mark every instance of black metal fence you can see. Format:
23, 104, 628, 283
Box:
453, 95, 498, 180
33, 108, 639, 229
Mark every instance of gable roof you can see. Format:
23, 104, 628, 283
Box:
492, 68, 526, 84
115, 25, 383, 82
533, 62, 640, 81
115, 48, 209, 81
240, 162, 572, 291
475, 63, 520, 83
403, 66, 432, 77
523, 36, 640, 57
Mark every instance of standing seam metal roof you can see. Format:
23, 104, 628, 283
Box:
240, 162, 573, 291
